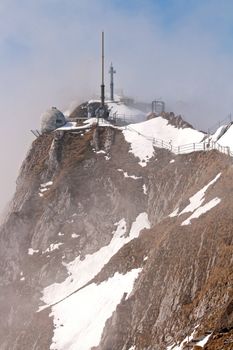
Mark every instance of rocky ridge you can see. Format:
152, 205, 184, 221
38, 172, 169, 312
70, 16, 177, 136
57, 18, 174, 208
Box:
0, 114, 232, 350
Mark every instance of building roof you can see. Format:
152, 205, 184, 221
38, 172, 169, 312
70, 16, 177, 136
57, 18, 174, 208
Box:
41, 107, 66, 133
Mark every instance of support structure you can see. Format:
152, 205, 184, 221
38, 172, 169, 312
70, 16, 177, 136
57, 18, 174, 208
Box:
101, 31, 105, 108
152, 100, 165, 115
96, 31, 109, 122
109, 63, 116, 101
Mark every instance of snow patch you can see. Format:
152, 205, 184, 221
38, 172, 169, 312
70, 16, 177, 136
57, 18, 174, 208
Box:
143, 184, 147, 195
196, 333, 212, 347
41, 181, 53, 188
71, 233, 80, 238
210, 125, 228, 142
181, 197, 221, 225
215, 123, 233, 151
169, 174, 221, 224
39, 181, 53, 197
20, 271, 25, 281
117, 169, 141, 179
169, 207, 179, 217
28, 248, 39, 255
167, 328, 211, 350
123, 117, 204, 166
44, 243, 64, 253
166, 328, 197, 350
179, 173, 221, 215
50, 269, 141, 350
40, 213, 150, 307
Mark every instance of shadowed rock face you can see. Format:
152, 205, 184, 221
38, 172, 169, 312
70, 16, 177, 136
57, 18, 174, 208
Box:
0, 123, 232, 350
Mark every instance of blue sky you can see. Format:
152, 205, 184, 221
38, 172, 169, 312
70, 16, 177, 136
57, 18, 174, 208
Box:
1, 0, 233, 211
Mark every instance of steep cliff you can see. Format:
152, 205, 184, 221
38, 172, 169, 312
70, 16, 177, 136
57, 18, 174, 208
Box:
0, 115, 232, 350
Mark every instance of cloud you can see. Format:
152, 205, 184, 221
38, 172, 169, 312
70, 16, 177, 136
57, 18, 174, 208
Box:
1, 0, 233, 211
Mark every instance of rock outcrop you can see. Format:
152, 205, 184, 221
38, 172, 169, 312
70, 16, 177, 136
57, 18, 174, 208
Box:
0, 117, 232, 350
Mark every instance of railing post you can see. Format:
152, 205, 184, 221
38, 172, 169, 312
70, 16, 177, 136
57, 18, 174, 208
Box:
193, 143, 195, 151
178, 146, 180, 154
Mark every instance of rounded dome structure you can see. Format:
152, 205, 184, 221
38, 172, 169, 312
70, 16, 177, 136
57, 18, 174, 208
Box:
40, 107, 66, 133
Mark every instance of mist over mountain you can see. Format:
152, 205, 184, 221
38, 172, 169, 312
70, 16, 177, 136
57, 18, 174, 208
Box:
2, 1, 233, 211
0, 100, 233, 349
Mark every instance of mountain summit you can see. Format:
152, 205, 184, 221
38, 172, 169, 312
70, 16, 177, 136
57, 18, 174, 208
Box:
0, 105, 232, 350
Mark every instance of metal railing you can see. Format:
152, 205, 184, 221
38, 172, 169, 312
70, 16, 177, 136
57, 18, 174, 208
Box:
207, 114, 232, 134
124, 125, 233, 158
109, 112, 144, 126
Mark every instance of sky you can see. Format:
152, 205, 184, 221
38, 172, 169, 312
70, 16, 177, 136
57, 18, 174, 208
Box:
1, 0, 233, 212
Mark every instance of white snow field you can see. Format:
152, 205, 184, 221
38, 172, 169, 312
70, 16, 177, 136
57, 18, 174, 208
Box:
210, 124, 228, 142
50, 269, 141, 350
40, 213, 150, 307
215, 123, 233, 151
39, 213, 150, 349
123, 117, 205, 166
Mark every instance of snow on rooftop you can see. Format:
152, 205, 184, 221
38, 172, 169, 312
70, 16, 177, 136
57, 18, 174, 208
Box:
50, 269, 141, 350
40, 213, 150, 307
123, 117, 205, 166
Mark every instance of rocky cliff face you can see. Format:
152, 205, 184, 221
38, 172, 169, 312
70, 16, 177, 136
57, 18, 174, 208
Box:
0, 117, 232, 350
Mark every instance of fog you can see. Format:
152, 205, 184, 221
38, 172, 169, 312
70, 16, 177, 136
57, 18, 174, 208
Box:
1, 0, 233, 212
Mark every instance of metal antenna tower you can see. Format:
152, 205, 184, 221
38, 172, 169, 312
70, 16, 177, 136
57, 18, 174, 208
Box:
101, 31, 105, 108
109, 63, 116, 101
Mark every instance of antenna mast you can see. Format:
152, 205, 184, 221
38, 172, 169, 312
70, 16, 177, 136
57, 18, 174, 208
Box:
101, 31, 105, 108
109, 63, 116, 101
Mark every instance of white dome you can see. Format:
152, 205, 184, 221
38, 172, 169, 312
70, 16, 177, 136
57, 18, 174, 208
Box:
41, 107, 66, 133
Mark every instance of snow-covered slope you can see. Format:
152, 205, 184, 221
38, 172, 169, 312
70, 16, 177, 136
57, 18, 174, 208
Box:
214, 123, 233, 150
210, 124, 228, 142
1, 112, 233, 350
40, 213, 150, 306
107, 101, 146, 123
123, 117, 205, 166
50, 269, 141, 350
